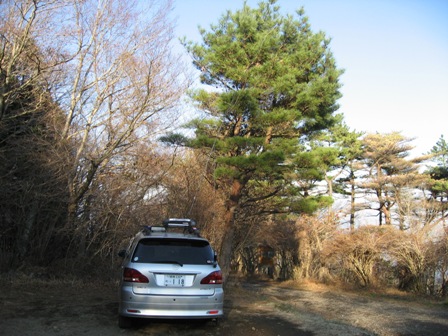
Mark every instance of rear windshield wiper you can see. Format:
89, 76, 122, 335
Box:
151, 260, 184, 267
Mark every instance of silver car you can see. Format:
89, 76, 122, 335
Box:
118, 218, 224, 328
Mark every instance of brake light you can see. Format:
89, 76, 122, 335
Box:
123, 267, 149, 283
200, 270, 223, 284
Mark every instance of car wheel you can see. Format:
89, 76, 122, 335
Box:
118, 315, 133, 329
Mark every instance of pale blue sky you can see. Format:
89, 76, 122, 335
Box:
171, 0, 448, 156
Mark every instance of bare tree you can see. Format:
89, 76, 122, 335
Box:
1, 0, 190, 266
1, 0, 62, 119
0, 0, 73, 266
71, 142, 183, 267
160, 150, 226, 245
53, 0, 189, 236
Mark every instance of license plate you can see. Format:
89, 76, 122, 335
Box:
164, 275, 185, 287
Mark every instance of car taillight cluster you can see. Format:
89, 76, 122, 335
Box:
123, 267, 149, 283
200, 270, 223, 284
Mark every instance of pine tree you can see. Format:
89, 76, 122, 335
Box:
425, 135, 448, 224
182, 0, 343, 274
361, 132, 426, 228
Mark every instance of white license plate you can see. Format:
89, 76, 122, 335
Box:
164, 275, 186, 287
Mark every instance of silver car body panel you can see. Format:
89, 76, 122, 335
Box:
118, 227, 224, 319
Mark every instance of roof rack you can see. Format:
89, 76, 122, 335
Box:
163, 218, 197, 228
143, 218, 200, 236
142, 226, 165, 235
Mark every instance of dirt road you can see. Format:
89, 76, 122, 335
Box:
0, 276, 447, 335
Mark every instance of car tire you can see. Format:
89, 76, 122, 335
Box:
118, 315, 133, 329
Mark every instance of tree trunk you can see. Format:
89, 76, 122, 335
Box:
219, 179, 243, 281
350, 172, 356, 231
17, 198, 39, 260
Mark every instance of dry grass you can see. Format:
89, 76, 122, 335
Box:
268, 276, 448, 308
0, 268, 118, 291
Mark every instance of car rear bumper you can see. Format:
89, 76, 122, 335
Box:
118, 287, 224, 319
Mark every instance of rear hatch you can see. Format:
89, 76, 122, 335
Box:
130, 237, 220, 296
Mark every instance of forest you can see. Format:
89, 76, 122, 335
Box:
1, 0, 447, 297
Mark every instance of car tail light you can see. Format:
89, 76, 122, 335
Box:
207, 310, 220, 315
123, 267, 149, 283
200, 270, 223, 284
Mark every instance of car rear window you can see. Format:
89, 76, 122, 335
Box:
132, 238, 214, 265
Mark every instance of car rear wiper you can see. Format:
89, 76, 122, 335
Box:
151, 260, 184, 267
